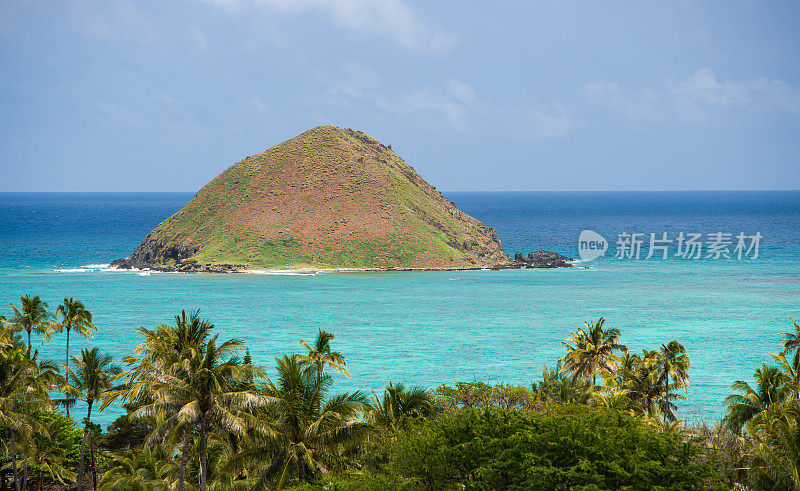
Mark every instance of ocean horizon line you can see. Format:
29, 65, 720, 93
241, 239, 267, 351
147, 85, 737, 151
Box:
1, 189, 799, 195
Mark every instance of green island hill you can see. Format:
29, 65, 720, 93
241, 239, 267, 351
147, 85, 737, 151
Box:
112, 125, 514, 272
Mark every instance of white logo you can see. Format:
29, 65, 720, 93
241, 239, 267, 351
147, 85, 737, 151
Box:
578, 230, 607, 261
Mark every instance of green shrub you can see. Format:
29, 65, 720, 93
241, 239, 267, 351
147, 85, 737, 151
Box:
102, 412, 153, 451
386, 405, 723, 490
434, 381, 538, 411
288, 473, 416, 490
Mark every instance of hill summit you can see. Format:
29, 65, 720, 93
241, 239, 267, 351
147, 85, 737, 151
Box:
115, 125, 511, 271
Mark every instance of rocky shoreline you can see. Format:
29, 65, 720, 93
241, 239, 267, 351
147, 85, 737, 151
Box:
108, 249, 574, 274
513, 249, 574, 269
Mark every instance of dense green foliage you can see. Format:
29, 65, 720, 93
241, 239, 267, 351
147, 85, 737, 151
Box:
384, 406, 715, 490
1, 295, 798, 490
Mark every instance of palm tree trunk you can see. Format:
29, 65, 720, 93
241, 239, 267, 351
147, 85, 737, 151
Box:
90, 438, 98, 491
199, 417, 208, 491
65, 327, 71, 419
297, 452, 305, 482
37, 467, 43, 491
11, 432, 19, 491
663, 372, 669, 424
78, 399, 93, 490
26, 329, 31, 354
793, 362, 799, 398
22, 458, 27, 491
178, 428, 190, 491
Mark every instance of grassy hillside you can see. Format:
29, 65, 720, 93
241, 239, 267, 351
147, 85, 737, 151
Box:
127, 125, 509, 270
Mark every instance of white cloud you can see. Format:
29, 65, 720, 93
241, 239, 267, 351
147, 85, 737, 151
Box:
96, 94, 196, 128
321, 67, 572, 139
513, 101, 574, 140
320, 65, 477, 131
668, 68, 800, 113
188, 26, 209, 51
586, 68, 800, 124
402, 83, 474, 131
667, 68, 750, 106
69, 0, 159, 46
447, 79, 477, 104
243, 95, 273, 115
321, 62, 386, 108
203, 0, 456, 52
584, 81, 662, 122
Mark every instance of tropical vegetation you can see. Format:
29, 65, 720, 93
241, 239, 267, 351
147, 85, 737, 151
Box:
0, 297, 798, 490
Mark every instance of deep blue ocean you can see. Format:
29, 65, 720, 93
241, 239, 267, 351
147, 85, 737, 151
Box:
1, 191, 799, 426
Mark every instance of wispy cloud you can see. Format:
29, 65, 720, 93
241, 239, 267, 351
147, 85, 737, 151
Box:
242, 95, 274, 115
320, 65, 573, 139
69, 0, 159, 46
667, 68, 800, 113
584, 81, 662, 122
399, 80, 481, 131
203, 0, 456, 53
96, 94, 197, 128
586, 68, 800, 124
317, 62, 474, 131
512, 101, 574, 140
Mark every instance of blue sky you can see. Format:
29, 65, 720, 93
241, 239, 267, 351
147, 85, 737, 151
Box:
1, 1, 799, 191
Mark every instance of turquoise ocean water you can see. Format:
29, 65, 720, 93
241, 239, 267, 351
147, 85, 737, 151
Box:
1, 191, 798, 426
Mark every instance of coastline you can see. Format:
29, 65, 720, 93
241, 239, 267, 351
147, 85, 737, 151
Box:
108, 249, 575, 274
240, 265, 499, 275
108, 264, 527, 275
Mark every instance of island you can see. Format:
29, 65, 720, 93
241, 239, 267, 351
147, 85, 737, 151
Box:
111, 125, 571, 273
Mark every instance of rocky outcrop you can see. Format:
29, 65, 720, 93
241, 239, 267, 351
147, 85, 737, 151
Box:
109, 256, 246, 273
513, 249, 573, 268
109, 258, 132, 269
110, 248, 572, 273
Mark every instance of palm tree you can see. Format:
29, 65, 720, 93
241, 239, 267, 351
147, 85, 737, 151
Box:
656, 340, 691, 423
722, 364, 791, 434
112, 310, 216, 491
115, 309, 214, 405
369, 382, 435, 428
127, 309, 213, 368
746, 399, 800, 490
534, 363, 589, 404
187, 430, 255, 490
235, 355, 369, 487
297, 329, 350, 382
46, 297, 97, 418
7, 295, 51, 354
0, 314, 12, 348
27, 413, 78, 491
779, 317, 800, 396
63, 347, 122, 490
771, 352, 800, 397
0, 346, 61, 491
131, 335, 270, 491
590, 387, 642, 414
619, 350, 663, 418
99, 446, 176, 490
560, 317, 626, 386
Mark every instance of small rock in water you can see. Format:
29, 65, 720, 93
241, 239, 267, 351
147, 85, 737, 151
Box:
514, 249, 573, 269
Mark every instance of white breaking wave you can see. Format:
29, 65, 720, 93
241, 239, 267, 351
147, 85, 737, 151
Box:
243, 270, 318, 276
54, 263, 143, 273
